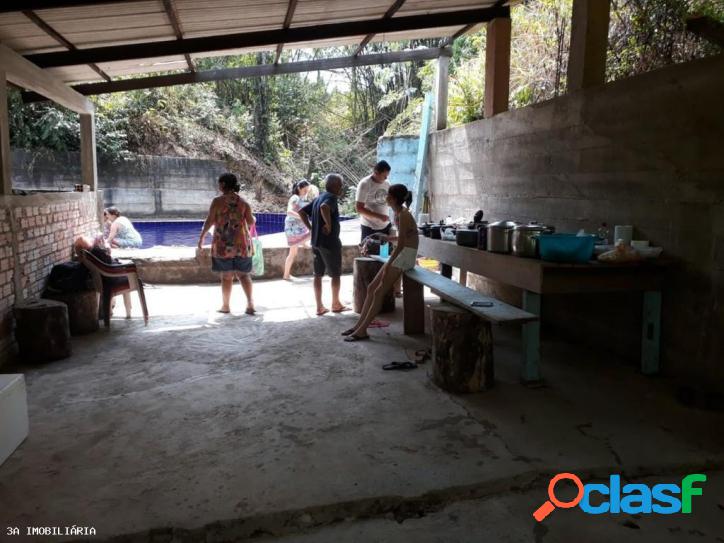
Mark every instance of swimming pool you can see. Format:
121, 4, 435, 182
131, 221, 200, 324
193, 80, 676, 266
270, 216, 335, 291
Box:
134, 213, 286, 249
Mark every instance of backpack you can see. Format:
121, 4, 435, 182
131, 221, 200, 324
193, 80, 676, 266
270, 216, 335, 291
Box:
45, 261, 92, 293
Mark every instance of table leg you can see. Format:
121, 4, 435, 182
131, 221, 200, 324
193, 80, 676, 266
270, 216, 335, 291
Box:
641, 291, 661, 375
441, 263, 453, 279
521, 290, 541, 382
403, 275, 425, 335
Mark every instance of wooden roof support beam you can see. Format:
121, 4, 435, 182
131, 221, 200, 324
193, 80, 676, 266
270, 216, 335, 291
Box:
23, 48, 452, 100
567, 0, 610, 91
484, 15, 511, 117
686, 15, 724, 48
161, 0, 194, 72
22, 10, 111, 82
275, 0, 298, 64
353, 0, 407, 57
26, 6, 504, 68
0, 44, 93, 113
1, 71, 12, 195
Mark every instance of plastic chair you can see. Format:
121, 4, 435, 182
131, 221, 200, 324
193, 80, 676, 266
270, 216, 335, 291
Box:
78, 249, 149, 327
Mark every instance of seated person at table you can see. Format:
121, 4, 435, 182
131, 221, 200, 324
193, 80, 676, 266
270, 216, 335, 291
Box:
342, 184, 418, 342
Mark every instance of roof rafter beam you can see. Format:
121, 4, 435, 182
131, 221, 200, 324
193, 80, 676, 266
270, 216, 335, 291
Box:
25, 6, 509, 68
22, 9, 111, 82
275, 0, 299, 64
439, 0, 509, 48
353, 0, 407, 57
0, 43, 93, 113
161, 0, 194, 72
438, 23, 477, 48
2, 0, 129, 13
22, 47, 452, 101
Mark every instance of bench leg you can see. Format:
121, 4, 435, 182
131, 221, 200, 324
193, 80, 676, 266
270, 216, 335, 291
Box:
441, 263, 453, 279
641, 290, 661, 375
403, 275, 425, 335
521, 290, 541, 382
459, 269, 468, 286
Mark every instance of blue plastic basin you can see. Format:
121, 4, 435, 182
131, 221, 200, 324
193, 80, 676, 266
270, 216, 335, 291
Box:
538, 234, 595, 263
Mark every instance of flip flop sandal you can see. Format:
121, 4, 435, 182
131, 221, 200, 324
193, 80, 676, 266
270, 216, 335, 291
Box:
245, 308, 256, 315
341, 328, 356, 336
382, 361, 418, 371
332, 306, 351, 313
344, 334, 370, 342
317, 308, 330, 316
217, 309, 230, 314
369, 319, 390, 328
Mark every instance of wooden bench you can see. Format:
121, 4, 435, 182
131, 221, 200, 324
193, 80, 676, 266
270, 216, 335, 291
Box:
402, 266, 539, 326
371, 257, 539, 385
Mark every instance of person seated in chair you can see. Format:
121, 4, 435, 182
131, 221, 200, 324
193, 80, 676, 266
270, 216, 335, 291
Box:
74, 234, 133, 319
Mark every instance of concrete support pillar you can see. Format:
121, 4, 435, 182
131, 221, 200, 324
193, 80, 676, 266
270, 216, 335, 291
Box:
435, 55, 450, 131
0, 72, 11, 196
567, 0, 611, 91
484, 17, 511, 118
80, 113, 97, 191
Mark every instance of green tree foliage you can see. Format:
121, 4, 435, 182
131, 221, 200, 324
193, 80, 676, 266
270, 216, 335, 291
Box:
9, 0, 722, 188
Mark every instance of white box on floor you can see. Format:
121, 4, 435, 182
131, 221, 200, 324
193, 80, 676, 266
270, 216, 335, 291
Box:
0, 374, 29, 466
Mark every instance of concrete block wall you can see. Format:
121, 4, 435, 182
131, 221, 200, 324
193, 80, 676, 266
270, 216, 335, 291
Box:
377, 135, 419, 190
0, 192, 100, 365
427, 54, 724, 385
12, 151, 224, 218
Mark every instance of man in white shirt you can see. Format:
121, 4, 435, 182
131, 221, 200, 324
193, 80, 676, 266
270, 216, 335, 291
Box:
356, 160, 392, 248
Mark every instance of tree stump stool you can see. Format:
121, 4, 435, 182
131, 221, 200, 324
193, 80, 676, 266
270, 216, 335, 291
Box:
353, 257, 395, 314
14, 299, 72, 362
43, 290, 100, 335
430, 303, 494, 393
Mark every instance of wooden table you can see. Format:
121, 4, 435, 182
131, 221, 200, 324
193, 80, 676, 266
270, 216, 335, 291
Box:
415, 237, 667, 381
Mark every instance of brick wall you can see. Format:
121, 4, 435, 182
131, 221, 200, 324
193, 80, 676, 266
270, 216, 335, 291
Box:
427, 54, 724, 386
0, 192, 100, 365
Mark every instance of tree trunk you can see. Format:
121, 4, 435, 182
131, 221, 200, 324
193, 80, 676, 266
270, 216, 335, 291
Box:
14, 299, 72, 362
353, 257, 395, 314
430, 303, 494, 393
43, 290, 100, 335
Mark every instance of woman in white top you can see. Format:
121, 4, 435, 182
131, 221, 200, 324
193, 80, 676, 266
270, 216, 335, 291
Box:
342, 184, 418, 342
104, 207, 143, 249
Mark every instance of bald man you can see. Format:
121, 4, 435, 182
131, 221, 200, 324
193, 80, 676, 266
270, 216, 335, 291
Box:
299, 174, 349, 316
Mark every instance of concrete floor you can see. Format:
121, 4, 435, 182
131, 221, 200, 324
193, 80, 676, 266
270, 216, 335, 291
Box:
1, 277, 723, 542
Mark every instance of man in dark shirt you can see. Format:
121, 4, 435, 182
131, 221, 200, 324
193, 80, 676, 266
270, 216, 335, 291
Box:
299, 173, 348, 315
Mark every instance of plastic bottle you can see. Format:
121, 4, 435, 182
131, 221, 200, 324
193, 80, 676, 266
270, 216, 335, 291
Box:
379, 242, 389, 258
597, 222, 609, 244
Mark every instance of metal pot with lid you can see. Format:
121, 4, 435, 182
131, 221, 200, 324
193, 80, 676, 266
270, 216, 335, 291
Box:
486, 220, 518, 253
511, 222, 555, 258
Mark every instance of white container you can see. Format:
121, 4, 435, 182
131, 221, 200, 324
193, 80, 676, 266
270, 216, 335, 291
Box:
0, 374, 29, 466
631, 240, 650, 250
614, 225, 633, 246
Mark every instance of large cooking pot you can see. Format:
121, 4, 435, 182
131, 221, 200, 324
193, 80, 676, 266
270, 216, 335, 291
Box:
456, 228, 478, 247
486, 220, 518, 253
511, 222, 554, 258
430, 225, 441, 239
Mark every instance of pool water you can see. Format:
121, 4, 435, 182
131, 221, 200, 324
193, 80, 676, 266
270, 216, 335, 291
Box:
134, 213, 286, 249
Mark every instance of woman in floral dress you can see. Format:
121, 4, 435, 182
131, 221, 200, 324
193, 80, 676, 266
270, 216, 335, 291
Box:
198, 173, 256, 314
